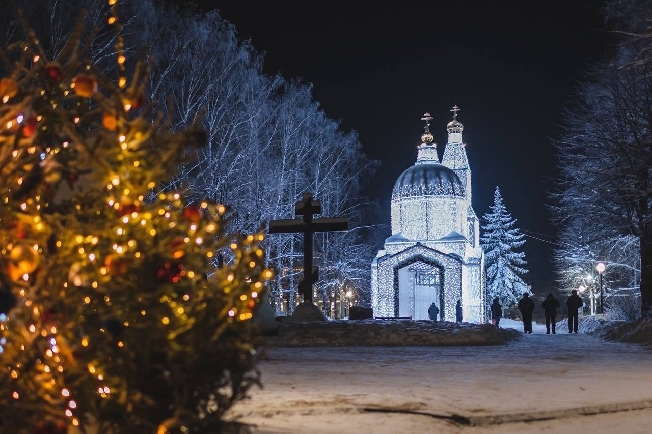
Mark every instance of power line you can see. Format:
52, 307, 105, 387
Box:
520, 229, 579, 249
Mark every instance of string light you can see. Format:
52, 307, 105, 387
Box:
108, 0, 126, 89
0, 0, 273, 429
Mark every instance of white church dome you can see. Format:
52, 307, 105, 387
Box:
392, 163, 465, 200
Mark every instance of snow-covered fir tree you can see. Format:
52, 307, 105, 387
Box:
481, 186, 531, 308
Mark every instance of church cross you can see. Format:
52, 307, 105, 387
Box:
421, 112, 433, 127
268, 193, 349, 303
450, 104, 460, 119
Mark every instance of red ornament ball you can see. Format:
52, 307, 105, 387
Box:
118, 201, 141, 217
182, 205, 202, 223
44, 62, 64, 83
22, 117, 39, 138
41, 307, 57, 323
8, 220, 28, 239
156, 261, 184, 283
104, 255, 129, 276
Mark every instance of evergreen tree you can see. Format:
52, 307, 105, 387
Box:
481, 186, 530, 308
0, 5, 271, 433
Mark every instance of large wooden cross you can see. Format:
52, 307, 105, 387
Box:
268, 192, 348, 303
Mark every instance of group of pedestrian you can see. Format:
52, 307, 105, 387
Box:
489, 290, 584, 334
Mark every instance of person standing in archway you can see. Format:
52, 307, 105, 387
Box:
455, 300, 463, 323
428, 302, 440, 321
541, 293, 560, 334
518, 292, 535, 334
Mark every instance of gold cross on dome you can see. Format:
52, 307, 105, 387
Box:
450, 105, 460, 119
421, 112, 433, 126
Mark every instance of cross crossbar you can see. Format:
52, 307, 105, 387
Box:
267, 193, 349, 303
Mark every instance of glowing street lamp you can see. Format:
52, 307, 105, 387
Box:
578, 285, 586, 315
596, 262, 606, 314
585, 274, 595, 315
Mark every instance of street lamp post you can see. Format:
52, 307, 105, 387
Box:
596, 262, 606, 314
585, 274, 594, 315
578, 285, 586, 315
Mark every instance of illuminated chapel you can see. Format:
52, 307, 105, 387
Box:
371, 107, 487, 323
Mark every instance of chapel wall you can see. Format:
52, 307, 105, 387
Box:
391, 196, 466, 241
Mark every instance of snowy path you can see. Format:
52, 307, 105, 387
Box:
226, 327, 652, 433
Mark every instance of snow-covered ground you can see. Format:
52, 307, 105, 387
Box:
225, 316, 652, 433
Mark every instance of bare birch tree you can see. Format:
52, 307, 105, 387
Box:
5, 0, 381, 317
552, 37, 652, 317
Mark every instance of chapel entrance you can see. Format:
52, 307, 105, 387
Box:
397, 261, 441, 320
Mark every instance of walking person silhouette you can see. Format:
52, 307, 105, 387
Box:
518, 292, 535, 334
566, 289, 583, 333
490, 297, 502, 328
541, 293, 560, 334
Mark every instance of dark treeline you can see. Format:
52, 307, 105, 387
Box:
0, 0, 384, 316
551, 0, 652, 319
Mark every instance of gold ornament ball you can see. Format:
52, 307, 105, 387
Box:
72, 73, 98, 97
7, 245, 38, 281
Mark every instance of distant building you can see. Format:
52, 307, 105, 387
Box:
371, 107, 487, 323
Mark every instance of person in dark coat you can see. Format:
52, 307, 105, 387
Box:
455, 300, 463, 323
541, 293, 560, 334
566, 289, 583, 333
490, 297, 502, 328
428, 302, 440, 321
517, 292, 535, 334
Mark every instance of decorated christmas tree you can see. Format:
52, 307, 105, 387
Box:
0, 3, 271, 433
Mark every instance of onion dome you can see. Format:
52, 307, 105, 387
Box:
392, 163, 465, 200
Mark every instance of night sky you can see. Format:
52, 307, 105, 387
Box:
169, 0, 613, 292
